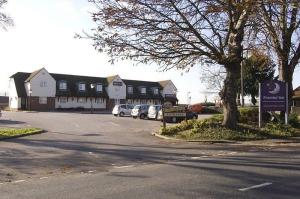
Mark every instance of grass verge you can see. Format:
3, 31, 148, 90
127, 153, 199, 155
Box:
0, 128, 42, 139
158, 115, 300, 141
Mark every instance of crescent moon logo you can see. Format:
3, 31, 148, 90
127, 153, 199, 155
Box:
268, 83, 280, 95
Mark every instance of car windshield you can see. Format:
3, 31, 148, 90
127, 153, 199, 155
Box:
133, 105, 141, 110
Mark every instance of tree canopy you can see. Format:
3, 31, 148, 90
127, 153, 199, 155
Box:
86, 0, 256, 128
0, 0, 13, 30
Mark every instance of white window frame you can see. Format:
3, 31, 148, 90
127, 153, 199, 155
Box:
59, 82, 67, 90
39, 97, 47, 104
79, 83, 86, 91
153, 88, 159, 95
96, 84, 103, 92
128, 86, 133, 94
40, 81, 47, 87
141, 87, 146, 94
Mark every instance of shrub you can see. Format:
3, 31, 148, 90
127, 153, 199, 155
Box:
264, 123, 296, 137
288, 113, 300, 128
201, 102, 216, 106
201, 107, 221, 114
239, 107, 258, 123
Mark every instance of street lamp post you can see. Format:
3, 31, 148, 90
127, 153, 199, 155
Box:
90, 84, 95, 114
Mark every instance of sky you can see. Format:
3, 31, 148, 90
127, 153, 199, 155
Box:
0, 0, 299, 104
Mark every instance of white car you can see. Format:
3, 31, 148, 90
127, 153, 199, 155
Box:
147, 105, 162, 120
112, 104, 134, 117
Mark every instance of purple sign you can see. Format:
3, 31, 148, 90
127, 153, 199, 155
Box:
260, 80, 287, 112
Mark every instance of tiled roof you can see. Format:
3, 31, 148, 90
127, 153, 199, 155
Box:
294, 86, 300, 96
10, 72, 108, 98
51, 73, 108, 98
10, 72, 30, 97
10, 71, 176, 100
25, 68, 44, 82
123, 79, 163, 99
106, 75, 119, 84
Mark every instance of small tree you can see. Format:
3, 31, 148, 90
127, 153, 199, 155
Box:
0, 0, 13, 30
238, 51, 275, 105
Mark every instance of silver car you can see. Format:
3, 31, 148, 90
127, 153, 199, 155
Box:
147, 105, 162, 120
112, 104, 134, 117
131, 104, 150, 119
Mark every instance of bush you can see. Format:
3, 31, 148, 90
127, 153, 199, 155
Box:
264, 123, 296, 137
288, 113, 300, 128
201, 102, 216, 106
239, 107, 259, 123
201, 107, 221, 114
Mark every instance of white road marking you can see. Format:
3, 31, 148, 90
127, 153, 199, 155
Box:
88, 152, 93, 154
114, 165, 134, 169
12, 180, 26, 184
191, 156, 209, 159
39, 177, 48, 180
0, 183, 3, 185
88, 170, 96, 173
109, 122, 120, 127
239, 182, 272, 191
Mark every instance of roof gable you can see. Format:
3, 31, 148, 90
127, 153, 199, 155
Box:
25, 68, 46, 82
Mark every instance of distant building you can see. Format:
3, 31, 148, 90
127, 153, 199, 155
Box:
0, 96, 9, 109
8, 68, 177, 111
292, 86, 300, 114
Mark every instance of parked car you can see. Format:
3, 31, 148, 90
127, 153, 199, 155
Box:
147, 105, 162, 120
131, 104, 150, 119
112, 104, 134, 117
0, 109, 2, 118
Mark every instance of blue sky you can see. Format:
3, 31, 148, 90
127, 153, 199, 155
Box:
0, 0, 299, 103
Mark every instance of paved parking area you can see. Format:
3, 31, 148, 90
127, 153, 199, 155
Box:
1, 112, 300, 198
0, 111, 212, 182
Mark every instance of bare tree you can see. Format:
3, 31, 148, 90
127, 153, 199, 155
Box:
85, 0, 256, 128
257, 0, 300, 111
200, 64, 225, 92
0, 0, 13, 30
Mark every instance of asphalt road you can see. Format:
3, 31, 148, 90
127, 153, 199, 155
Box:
0, 111, 300, 198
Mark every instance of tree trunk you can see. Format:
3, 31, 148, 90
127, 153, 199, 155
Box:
278, 60, 293, 113
220, 65, 240, 129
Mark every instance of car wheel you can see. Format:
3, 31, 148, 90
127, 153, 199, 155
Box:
113, 114, 118, 117
132, 116, 137, 119
172, 117, 177, 123
140, 114, 145, 119
193, 115, 198, 120
119, 112, 125, 117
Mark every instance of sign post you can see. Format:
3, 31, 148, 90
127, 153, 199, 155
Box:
259, 80, 288, 127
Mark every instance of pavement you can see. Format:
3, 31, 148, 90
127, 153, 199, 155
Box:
0, 111, 300, 198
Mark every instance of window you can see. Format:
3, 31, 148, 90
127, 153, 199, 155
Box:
96, 84, 103, 92
153, 88, 159, 95
40, 81, 47, 87
141, 87, 146, 94
127, 86, 133, 94
78, 83, 86, 91
60, 97, 67, 103
39, 97, 47, 104
59, 81, 67, 90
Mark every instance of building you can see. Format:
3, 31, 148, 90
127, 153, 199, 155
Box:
8, 68, 177, 111
0, 96, 9, 110
292, 86, 300, 114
